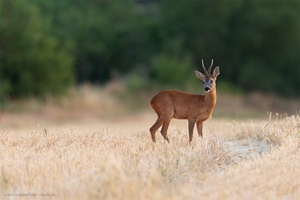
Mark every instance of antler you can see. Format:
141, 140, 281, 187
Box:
208, 59, 213, 75
201, 59, 208, 75
202, 59, 214, 76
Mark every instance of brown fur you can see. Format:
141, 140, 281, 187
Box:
149, 60, 220, 143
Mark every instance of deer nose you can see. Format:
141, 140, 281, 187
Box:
205, 87, 210, 91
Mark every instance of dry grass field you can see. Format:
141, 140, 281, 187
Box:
0, 85, 299, 200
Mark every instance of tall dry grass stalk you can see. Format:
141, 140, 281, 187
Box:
0, 113, 299, 199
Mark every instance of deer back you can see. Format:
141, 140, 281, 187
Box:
150, 90, 209, 120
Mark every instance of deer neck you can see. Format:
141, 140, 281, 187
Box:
204, 88, 217, 113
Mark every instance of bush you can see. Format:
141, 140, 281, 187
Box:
152, 53, 194, 87
0, 0, 74, 99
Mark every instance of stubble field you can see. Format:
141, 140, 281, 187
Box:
0, 86, 299, 200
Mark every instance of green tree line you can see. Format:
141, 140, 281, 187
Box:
0, 0, 299, 99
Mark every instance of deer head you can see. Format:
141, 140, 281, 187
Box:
195, 59, 220, 92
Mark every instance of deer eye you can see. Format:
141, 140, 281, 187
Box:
210, 80, 213, 84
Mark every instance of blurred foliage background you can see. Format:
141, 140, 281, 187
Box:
0, 0, 299, 101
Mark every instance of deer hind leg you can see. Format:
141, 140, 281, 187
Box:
188, 119, 196, 142
160, 118, 171, 143
150, 116, 163, 142
196, 121, 203, 137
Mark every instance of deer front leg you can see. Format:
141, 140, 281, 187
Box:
196, 121, 203, 137
188, 119, 196, 142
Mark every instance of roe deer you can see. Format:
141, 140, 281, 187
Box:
149, 59, 220, 143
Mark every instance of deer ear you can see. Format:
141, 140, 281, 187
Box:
213, 66, 220, 78
195, 70, 205, 81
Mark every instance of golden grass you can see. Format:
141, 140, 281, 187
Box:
0, 111, 299, 200
0, 84, 299, 199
